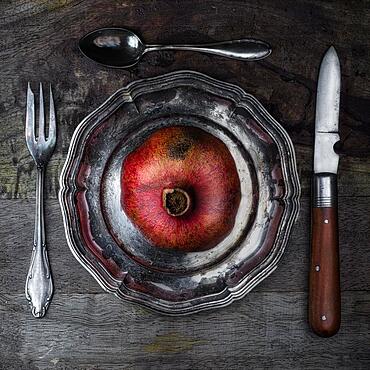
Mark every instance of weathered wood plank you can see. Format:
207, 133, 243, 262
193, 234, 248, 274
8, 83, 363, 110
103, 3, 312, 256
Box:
0, 1, 369, 369
0, 291, 369, 369
0, 195, 369, 297
0, 0, 369, 199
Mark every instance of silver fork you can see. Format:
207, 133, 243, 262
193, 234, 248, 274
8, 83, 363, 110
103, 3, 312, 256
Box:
25, 83, 56, 318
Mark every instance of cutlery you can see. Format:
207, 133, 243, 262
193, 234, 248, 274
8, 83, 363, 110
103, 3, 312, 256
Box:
309, 46, 341, 337
79, 27, 272, 68
25, 83, 56, 318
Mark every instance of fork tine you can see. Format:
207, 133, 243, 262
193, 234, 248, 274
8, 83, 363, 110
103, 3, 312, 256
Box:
48, 84, 56, 146
26, 82, 35, 145
38, 82, 45, 141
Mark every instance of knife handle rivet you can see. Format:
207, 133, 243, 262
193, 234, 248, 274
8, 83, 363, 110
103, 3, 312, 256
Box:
315, 265, 320, 272
321, 315, 327, 321
324, 219, 329, 224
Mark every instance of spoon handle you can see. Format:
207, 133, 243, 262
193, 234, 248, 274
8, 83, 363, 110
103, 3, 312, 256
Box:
145, 39, 271, 61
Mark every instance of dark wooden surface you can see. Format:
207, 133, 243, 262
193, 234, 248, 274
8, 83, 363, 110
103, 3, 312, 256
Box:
0, 1, 369, 369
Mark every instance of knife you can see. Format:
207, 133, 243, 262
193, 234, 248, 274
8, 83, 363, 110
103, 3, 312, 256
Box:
309, 46, 341, 337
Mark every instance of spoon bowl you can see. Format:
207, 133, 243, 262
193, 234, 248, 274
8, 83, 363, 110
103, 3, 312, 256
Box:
79, 28, 147, 68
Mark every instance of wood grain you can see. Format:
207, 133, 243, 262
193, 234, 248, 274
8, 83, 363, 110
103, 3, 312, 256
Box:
0, 292, 369, 369
309, 207, 340, 337
0, 0, 369, 368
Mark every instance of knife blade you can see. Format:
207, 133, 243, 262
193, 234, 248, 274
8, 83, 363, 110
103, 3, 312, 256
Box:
309, 46, 341, 337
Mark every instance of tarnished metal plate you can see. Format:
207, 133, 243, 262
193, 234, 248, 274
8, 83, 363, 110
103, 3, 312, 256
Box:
59, 71, 300, 315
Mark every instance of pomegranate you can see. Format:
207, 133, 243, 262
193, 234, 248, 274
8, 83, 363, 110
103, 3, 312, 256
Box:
121, 125, 241, 252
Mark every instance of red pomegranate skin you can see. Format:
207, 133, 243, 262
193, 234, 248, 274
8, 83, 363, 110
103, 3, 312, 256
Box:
121, 125, 241, 252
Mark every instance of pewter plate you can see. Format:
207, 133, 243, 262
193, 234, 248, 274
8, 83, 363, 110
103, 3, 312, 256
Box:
59, 71, 300, 315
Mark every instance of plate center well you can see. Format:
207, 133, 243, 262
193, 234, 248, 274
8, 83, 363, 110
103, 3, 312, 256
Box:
101, 116, 258, 273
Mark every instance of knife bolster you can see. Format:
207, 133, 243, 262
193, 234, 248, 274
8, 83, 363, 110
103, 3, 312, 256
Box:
313, 173, 337, 208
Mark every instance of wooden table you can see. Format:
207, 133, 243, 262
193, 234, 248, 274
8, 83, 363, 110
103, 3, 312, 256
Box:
0, 1, 369, 368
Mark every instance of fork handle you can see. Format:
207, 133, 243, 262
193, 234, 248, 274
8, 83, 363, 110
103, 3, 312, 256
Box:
25, 167, 53, 318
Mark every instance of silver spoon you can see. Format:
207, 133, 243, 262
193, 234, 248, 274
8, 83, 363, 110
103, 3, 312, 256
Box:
79, 28, 272, 68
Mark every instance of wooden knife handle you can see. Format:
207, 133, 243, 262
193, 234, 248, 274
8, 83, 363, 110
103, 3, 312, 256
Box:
309, 173, 341, 337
